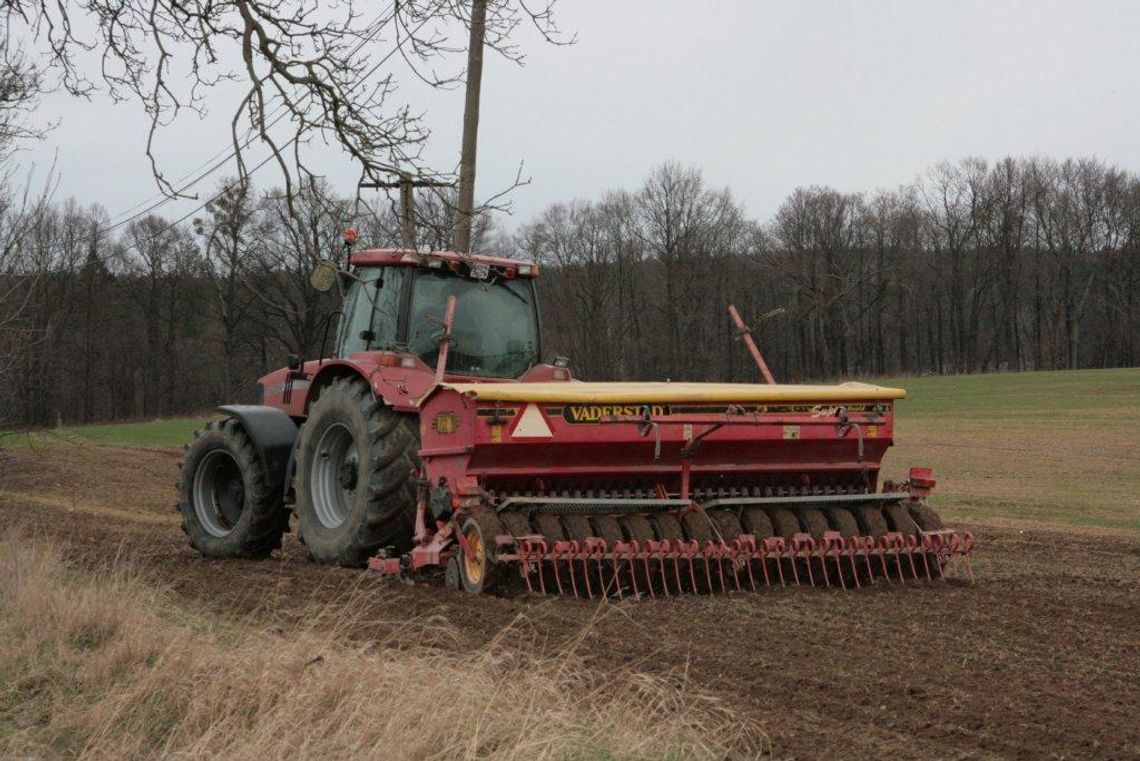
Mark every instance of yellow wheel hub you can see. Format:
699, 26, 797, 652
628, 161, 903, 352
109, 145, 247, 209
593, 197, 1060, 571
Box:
463, 527, 485, 585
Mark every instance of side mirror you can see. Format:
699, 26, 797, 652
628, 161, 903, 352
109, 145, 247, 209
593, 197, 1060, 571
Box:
287, 354, 302, 371
309, 259, 339, 292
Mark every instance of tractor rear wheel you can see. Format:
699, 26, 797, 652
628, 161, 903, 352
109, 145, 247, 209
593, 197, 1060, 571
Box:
293, 377, 420, 567
178, 419, 288, 558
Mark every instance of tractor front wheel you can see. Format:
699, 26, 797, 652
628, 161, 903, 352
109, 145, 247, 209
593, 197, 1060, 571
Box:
293, 377, 420, 567
178, 419, 288, 558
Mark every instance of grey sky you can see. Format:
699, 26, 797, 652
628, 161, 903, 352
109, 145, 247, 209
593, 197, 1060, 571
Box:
23, 0, 1140, 231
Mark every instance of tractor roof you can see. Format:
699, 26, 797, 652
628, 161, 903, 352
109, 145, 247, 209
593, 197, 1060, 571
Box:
349, 248, 539, 276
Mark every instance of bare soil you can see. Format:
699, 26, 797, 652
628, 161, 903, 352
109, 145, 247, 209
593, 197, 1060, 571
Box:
2, 442, 1138, 760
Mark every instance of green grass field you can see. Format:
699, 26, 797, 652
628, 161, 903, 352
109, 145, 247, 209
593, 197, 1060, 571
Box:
4, 368, 1138, 531
880, 368, 1140, 532
1, 416, 211, 449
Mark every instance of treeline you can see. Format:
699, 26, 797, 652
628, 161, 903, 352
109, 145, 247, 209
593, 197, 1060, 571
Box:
2, 156, 1138, 429
526, 159, 1140, 383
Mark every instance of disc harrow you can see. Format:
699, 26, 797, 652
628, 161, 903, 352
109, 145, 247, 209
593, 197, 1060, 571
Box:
491, 506, 974, 598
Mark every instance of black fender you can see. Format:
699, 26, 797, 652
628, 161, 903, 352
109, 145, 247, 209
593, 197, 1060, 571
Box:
218, 405, 299, 494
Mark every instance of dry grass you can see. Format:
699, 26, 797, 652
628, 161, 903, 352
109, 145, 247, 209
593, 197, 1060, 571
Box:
0, 532, 767, 760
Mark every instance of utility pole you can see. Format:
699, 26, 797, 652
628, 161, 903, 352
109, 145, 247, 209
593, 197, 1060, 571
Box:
452, 0, 487, 254
360, 174, 451, 249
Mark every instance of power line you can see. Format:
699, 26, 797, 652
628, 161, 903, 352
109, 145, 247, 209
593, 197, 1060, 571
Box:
109, 7, 446, 260
102, 7, 400, 232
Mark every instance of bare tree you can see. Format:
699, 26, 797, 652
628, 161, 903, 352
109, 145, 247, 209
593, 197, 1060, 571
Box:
6, 0, 568, 239
194, 180, 261, 400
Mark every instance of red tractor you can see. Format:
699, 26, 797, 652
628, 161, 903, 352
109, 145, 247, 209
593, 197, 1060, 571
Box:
178, 246, 972, 596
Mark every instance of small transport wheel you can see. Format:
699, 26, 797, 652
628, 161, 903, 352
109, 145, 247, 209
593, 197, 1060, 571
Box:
458, 511, 506, 594
178, 418, 287, 558
445, 556, 461, 591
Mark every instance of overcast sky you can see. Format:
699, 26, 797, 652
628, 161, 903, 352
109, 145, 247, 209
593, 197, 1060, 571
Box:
22, 0, 1140, 231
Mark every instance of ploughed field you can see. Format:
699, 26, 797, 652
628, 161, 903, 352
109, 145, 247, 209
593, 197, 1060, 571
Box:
2, 368, 1138, 759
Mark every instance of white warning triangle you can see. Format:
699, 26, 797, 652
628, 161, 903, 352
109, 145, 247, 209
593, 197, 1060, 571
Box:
512, 403, 553, 438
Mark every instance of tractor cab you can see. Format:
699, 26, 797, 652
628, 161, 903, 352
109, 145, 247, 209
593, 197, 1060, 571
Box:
255, 249, 558, 419
335, 250, 542, 379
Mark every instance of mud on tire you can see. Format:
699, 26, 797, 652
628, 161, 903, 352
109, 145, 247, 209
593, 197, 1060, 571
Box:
294, 376, 420, 567
178, 418, 288, 558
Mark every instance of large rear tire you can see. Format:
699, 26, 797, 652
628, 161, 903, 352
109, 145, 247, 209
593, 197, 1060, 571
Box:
294, 377, 420, 567
178, 419, 287, 558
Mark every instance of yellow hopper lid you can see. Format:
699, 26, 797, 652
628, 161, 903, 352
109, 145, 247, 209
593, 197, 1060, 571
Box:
439, 381, 905, 405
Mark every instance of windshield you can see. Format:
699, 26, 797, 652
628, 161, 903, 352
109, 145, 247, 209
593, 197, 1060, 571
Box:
336, 268, 405, 356
407, 271, 539, 378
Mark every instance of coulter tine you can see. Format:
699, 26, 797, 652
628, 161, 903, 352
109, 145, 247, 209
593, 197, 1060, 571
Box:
758, 545, 771, 587
625, 543, 640, 598
652, 542, 671, 597
876, 540, 890, 581
642, 553, 655, 599
917, 539, 932, 581
904, 541, 919, 581
833, 545, 846, 591
789, 535, 815, 586
551, 548, 565, 595
536, 546, 547, 595
740, 546, 756, 592
763, 538, 784, 587
846, 540, 861, 589
581, 554, 593, 599
568, 546, 581, 598
519, 542, 535, 594
610, 552, 623, 600
713, 544, 728, 593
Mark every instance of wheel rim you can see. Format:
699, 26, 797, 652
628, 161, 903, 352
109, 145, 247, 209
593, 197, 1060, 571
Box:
192, 449, 245, 537
310, 422, 359, 529
463, 527, 485, 586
